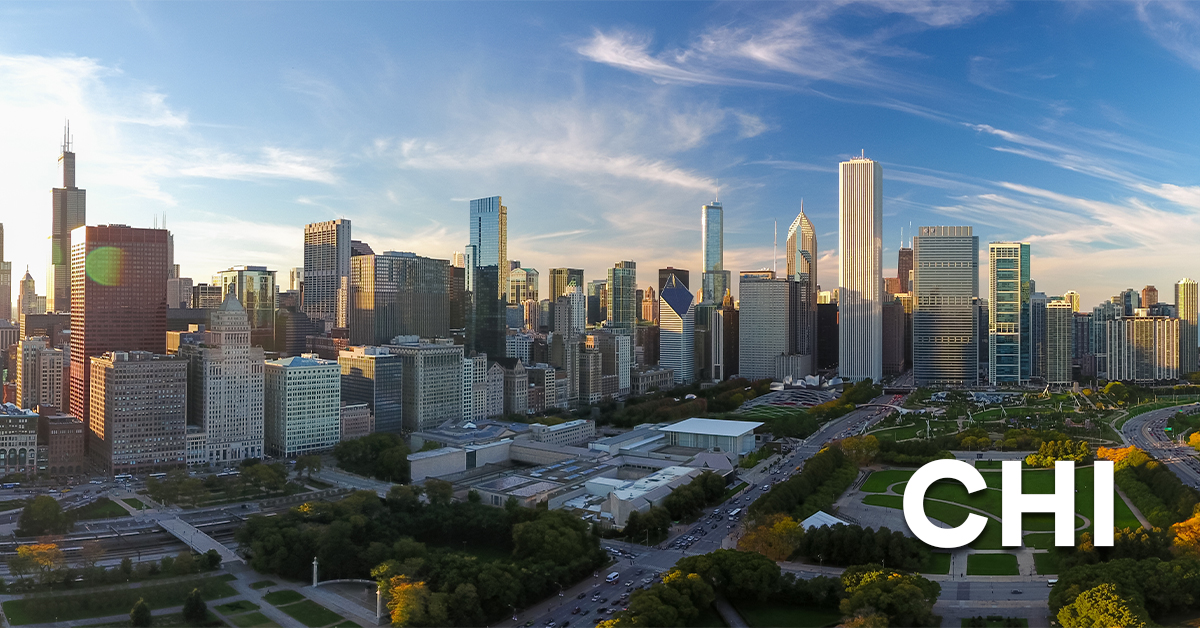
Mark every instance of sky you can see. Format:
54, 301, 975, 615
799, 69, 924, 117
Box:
3, 1, 1200, 310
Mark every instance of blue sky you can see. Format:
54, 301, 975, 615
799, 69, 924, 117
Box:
3, 1, 1200, 309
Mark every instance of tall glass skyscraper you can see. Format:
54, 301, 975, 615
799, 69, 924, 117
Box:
1046, 300, 1074, 385
469, 196, 507, 300
701, 201, 727, 303
1177, 278, 1198, 376
606, 261, 637, 333
912, 226, 978, 386
838, 157, 883, 382
988, 242, 1031, 384
786, 209, 818, 359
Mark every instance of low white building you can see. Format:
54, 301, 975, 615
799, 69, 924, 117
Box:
530, 419, 595, 447
657, 417, 762, 457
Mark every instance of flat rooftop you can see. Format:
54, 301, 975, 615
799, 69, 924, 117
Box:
658, 417, 763, 437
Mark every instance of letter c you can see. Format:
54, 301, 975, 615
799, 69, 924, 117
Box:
903, 459, 988, 549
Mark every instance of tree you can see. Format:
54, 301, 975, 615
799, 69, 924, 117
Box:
424, 479, 453, 506
295, 455, 323, 479
130, 598, 152, 627
182, 588, 207, 625
17, 544, 65, 584
204, 549, 222, 570
174, 551, 195, 576
1171, 514, 1200, 558
841, 435, 880, 466
120, 557, 133, 577
840, 565, 941, 628
738, 514, 803, 561
80, 541, 105, 570
18, 496, 71, 536
1056, 583, 1148, 628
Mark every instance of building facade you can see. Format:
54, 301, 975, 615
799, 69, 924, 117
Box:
386, 342, 465, 431
607, 261, 637, 333
468, 196, 507, 300
88, 351, 187, 475
264, 355, 342, 457
214, 266, 277, 344
1178, 278, 1198, 376
16, 337, 64, 410
349, 251, 450, 345
1107, 313, 1180, 383
339, 346, 404, 435
548, 268, 584, 301
786, 209, 818, 361
838, 157, 884, 382
658, 274, 694, 386
1046, 300, 1074, 385
302, 219, 351, 326
988, 242, 1032, 384
49, 134, 87, 313
0, 404, 40, 477
701, 201, 728, 303
912, 226, 979, 386
508, 267, 539, 306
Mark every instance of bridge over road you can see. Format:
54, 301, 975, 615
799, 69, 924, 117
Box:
155, 515, 243, 564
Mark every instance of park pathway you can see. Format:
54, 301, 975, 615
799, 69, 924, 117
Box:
711, 594, 748, 628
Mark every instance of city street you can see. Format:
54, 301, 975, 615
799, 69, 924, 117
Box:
1119, 403, 1200, 488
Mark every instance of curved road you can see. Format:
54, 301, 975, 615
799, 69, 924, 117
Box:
1119, 402, 1200, 489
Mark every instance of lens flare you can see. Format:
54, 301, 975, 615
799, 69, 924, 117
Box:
86, 246, 124, 286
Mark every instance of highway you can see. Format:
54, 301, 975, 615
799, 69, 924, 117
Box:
1119, 402, 1200, 488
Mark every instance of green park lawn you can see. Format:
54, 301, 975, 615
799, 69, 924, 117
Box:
868, 423, 929, 441
966, 553, 1020, 576
975, 460, 1003, 469
275, 599, 345, 628
1034, 552, 1060, 575
83, 610, 225, 627
263, 590, 306, 606
2, 576, 238, 625
69, 497, 131, 520
859, 470, 914, 493
216, 600, 261, 615
123, 497, 150, 510
229, 611, 281, 628
250, 580, 276, 590
732, 600, 841, 628
332, 621, 362, 628
921, 552, 952, 574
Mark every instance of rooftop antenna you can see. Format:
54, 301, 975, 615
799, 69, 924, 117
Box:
62, 120, 73, 153
773, 218, 778, 275
715, 178, 719, 203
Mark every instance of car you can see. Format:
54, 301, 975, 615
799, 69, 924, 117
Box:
524, 622, 534, 627
578, 593, 586, 599
711, 523, 718, 529
601, 598, 608, 603
1011, 589, 1023, 594
581, 610, 589, 616
597, 608, 607, 614
626, 586, 633, 592
572, 607, 581, 615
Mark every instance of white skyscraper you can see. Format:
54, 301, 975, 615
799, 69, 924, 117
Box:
179, 295, 266, 464
264, 354, 341, 458
659, 274, 694, 386
838, 156, 883, 382
1177, 278, 1198, 375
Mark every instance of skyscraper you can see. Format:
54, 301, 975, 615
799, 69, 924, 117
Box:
303, 219, 351, 326
1091, 300, 1121, 379
339, 346, 403, 435
912, 226, 978, 386
658, 268, 690, 293
1063, 290, 1081, 313
1031, 290, 1048, 379
88, 351, 187, 474
17, 268, 43, 316
738, 272, 791, 380
508, 267, 539, 305
177, 295, 266, 464
16, 337, 64, 410
701, 201, 728, 303
607, 261, 637, 333
1142, 285, 1159, 308
468, 265, 505, 359
349, 251, 450, 345
838, 156, 883, 382
264, 355, 342, 458
548, 268, 584, 301
214, 265, 277, 346
786, 209, 818, 360
0, 223, 10, 322
897, 246, 914, 293
988, 242, 1032, 384
1046, 300, 1074, 385
69, 225, 169, 427
49, 127, 87, 314
385, 341, 465, 432
1107, 313, 1180, 383
469, 196, 507, 300
1177, 278, 1198, 375
659, 274, 694, 386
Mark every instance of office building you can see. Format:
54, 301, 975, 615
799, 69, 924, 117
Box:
303, 219, 351, 326
1064, 290, 1081, 313
1177, 279, 1198, 376
817, 303, 838, 371
659, 274, 694, 386
1107, 313, 1180, 383
508, 267, 539, 306
18, 269, 45, 316
214, 266, 277, 345
468, 196, 507, 300
19, 313, 70, 346
658, 268, 690, 293
1141, 285, 1158, 308
607, 261, 637, 333
786, 209, 818, 360
36, 407, 85, 477
16, 337, 63, 410
88, 351, 187, 474
167, 277, 193, 309
386, 342, 464, 431
69, 225, 169, 428
500, 359, 528, 415
1031, 291, 1047, 379
838, 156, 883, 382
912, 226, 978, 386
722, 292, 739, 378
1046, 300, 1074, 385
468, 265, 506, 359
264, 355, 342, 457
988, 242, 1031, 384
882, 299, 906, 376
349, 251, 450, 345
641, 286, 659, 323
701, 201, 728, 303
587, 280, 607, 325
340, 403, 374, 441
548, 268, 584, 302
738, 272, 791, 380
587, 330, 632, 394
0, 223, 10, 322
897, 246, 913, 293
191, 283, 223, 309
0, 404, 40, 476
339, 346, 403, 435
49, 129, 87, 313
177, 295, 265, 464
288, 267, 304, 292
1091, 301, 1121, 379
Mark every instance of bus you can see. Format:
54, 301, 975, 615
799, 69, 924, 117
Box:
728, 508, 742, 518
114, 474, 133, 482
1, 483, 19, 489
606, 572, 620, 584
148, 473, 167, 480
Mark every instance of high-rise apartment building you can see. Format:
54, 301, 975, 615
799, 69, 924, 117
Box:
1119, 288, 1140, 317
1031, 291, 1048, 380
838, 156, 884, 382
264, 354, 342, 457
214, 266, 276, 339
1063, 290, 1081, 313
548, 268, 584, 301
339, 346, 403, 435
1142, 285, 1158, 308
177, 296, 265, 464
912, 226, 978, 386
1107, 313, 1180, 383
469, 196, 507, 300
1091, 301, 1121, 379
49, 129, 87, 313
786, 209, 818, 360
607, 261, 637, 333
303, 219, 351, 326
508, 267, 539, 306
0, 223, 11, 322
88, 351, 187, 474
1177, 278, 1198, 375
16, 337, 64, 410
988, 242, 1032, 384
659, 274, 694, 386
349, 251, 450, 345
700, 201, 728, 302
897, 246, 913, 293
1046, 300, 1074, 385
385, 341, 464, 432
70, 225, 169, 428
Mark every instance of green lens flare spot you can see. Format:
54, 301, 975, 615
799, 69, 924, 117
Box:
86, 247, 124, 286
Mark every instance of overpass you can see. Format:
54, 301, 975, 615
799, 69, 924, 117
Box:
154, 515, 243, 564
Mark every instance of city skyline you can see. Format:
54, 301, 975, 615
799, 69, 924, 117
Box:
3, 3, 1200, 309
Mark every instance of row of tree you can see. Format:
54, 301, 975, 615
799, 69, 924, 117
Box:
1099, 445, 1199, 528
1025, 439, 1091, 467
332, 432, 412, 483
747, 445, 857, 522
622, 471, 727, 542
1051, 557, 1200, 626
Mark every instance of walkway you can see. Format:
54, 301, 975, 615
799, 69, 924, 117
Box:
156, 516, 243, 564
711, 595, 748, 628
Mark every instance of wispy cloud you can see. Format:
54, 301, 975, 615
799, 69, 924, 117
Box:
179, 147, 338, 184
1134, 1, 1200, 70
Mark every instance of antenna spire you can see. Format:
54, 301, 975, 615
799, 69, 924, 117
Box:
715, 178, 719, 203
773, 219, 778, 276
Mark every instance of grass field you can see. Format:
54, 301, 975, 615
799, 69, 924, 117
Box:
332, 621, 362, 628
216, 600, 261, 615
276, 599, 344, 628
229, 611, 280, 628
860, 470, 914, 492
869, 423, 929, 441
1022, 533, 1055, 550
2, 575, 238, 625
1033, 552, 1059, 575
732, 601, 841, 628
68, 497, 130, 520
975, 460, 1003, 469
83, 610, 225, 627
921, 552, 952, 574
966, 553, 1019, 576
123, 497, 149, 510
250, 580, 276, 590
693, 604, 728, 627
263, 590, 305, 606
